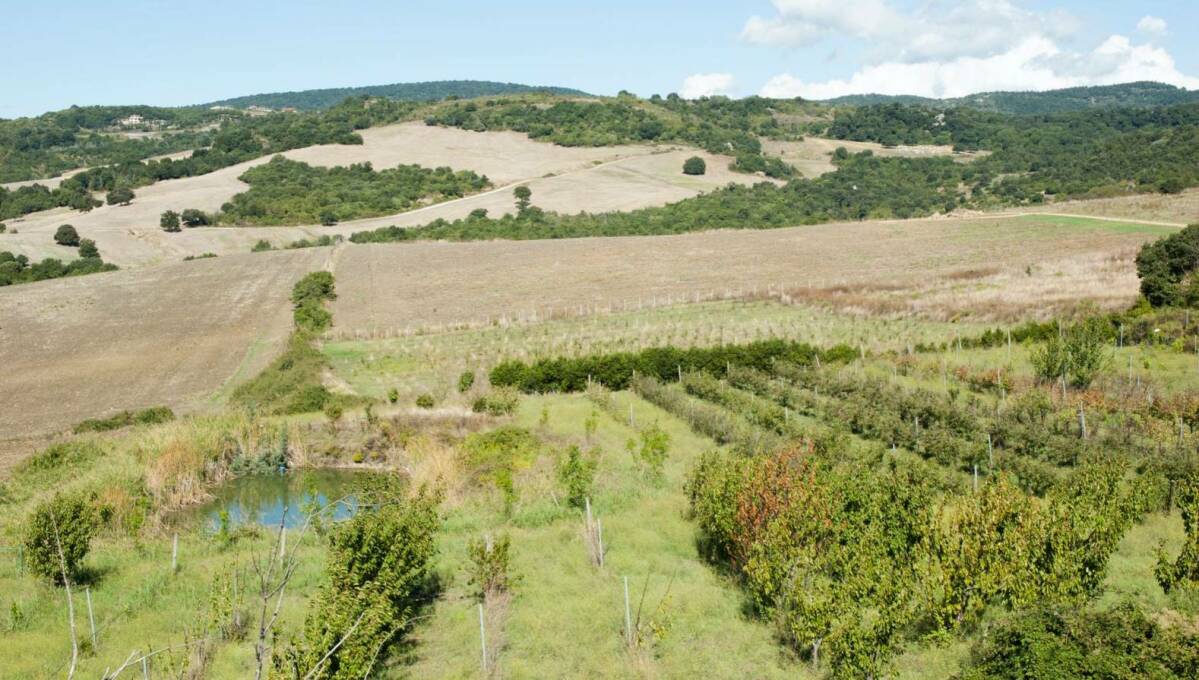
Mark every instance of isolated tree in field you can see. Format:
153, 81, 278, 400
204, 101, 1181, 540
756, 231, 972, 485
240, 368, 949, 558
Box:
682, 156, 707, 175
54, 224, 80, 247
106, 187, 134, 206
160, 210, 181, 232
514, 185, 532, 215
77, 238, 99, 259
23, 494, 97, 585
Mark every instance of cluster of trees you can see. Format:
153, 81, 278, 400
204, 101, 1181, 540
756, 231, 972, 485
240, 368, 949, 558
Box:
1136, 224, 1199, 307
207, 79, 588, 111
0, 241, 117, 287
824, 102, 1199, 200
1, 96, 423, 222
423, 96, 796, 178
686, 445, 1154, 676
216, 156, 489, 226
823, 81, 1199, 115
351, 151, 966, 245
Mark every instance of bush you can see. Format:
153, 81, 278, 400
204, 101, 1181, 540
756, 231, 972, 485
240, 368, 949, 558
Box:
1030, 318, 1111, 388
458, 370, 475, 393
22, 440, 103, 472
467, 533, 514, 599
472, 387, 520, 416
23, 494, 97, 585
73, 406, 175, 433
251, 239, 274, 252
160, 210, 181, 232
415, 393, 435, 409
105, 187, 134, 206
180, 208, 210, 227
387, 387, 399, 404
53, 224, 80, 247
77, 238, 99, 259
557, 445, 597, 509
637, 423, 670, 479
682, 156, 707, 175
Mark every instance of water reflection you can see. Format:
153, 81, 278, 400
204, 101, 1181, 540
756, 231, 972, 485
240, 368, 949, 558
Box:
194, 470, 370, 530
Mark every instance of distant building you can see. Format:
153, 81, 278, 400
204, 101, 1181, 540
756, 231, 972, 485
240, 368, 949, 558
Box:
245, 105, 274, 116
118, 114, 145, 126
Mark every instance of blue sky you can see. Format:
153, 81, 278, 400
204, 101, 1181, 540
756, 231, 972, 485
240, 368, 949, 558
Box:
4, 1, 1198, 117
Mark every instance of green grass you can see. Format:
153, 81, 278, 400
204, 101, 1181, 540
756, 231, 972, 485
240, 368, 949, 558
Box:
324, 300, 989, 405
1014, 213, 1178, 236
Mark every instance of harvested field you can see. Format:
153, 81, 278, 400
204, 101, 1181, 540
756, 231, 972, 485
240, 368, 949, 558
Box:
763, 136, 982, 177
329, 214, 1174, 334
0, 248, 324, 470
1025, 190, 1199, 226
0, 123, 753, 268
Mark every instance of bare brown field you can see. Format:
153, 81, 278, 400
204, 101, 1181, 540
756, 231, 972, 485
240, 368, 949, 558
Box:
763, 137, 982, 177
329, 214, 1167, 335
0, 248, 324, 471
0, 123, 754, 268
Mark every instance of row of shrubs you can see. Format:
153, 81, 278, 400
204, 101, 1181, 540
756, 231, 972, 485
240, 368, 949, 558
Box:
489, 339, 857, 393
73, 406, 174, 433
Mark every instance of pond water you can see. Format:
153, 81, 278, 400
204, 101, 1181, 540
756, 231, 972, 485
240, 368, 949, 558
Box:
190, 469, 374, 531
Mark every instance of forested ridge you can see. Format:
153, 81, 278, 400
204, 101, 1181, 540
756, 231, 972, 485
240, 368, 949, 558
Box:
822, 81, 1199, 114
203, 79, 589, 111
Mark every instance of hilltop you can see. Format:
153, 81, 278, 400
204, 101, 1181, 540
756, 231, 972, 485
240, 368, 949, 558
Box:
201, 79, 590, 111
821, 81, 1199, 114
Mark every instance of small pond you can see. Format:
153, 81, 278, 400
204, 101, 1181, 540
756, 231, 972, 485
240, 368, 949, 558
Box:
189, 469, 377, 531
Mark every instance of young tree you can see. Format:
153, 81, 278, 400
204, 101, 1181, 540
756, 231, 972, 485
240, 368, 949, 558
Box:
106, 187, 135, 206
557, 445, 597, 509
513, 185, 532, 215
77, 239, 99, 259
682, 156, 707, 175
160, 210, 182, 232
54, 224, 80, 247
23, 494, 97, 585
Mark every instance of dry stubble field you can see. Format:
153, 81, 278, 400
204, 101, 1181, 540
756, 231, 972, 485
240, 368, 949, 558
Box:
0, 123, 755, 267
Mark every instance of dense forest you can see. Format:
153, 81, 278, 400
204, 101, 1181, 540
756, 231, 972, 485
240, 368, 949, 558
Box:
216, 156, 490, 225
822, 81, 1199, 114
203, 79, 589, 111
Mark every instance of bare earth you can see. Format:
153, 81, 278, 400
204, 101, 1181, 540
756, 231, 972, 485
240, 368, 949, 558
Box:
763, 137, 983, 177
0, 123, 758, 268
0, 248, 324, 471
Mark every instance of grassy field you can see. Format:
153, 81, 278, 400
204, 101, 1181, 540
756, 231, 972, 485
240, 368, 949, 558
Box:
324, 300, 988, 405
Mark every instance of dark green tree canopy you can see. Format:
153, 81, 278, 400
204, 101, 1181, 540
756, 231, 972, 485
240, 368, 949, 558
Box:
54, 223, 79, 246
1136, 224, 1199, 307
682, 156, 707, 175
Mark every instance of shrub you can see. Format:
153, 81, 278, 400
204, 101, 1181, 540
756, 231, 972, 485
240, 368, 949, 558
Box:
387, 387, 399, 404
180, 208, 210, 227
22, 440, 103, 472
54, 224, 80, 247
467, 533, 514, 599
73, 406, 175, 433
682, 156, 707, 175
251, 239, 274, 252
1156, 471, 1199, 594
458, 370, 475, 393
415, 393, 435, 409
637, 423, 670, 479
105, 187, 134, 206
160, 210, 181, 232
23, 494, 97, 585
472, 387, 520, 416
557, 445, 597, 509
77, 238, 99, 259
1030, 319, 1111, 388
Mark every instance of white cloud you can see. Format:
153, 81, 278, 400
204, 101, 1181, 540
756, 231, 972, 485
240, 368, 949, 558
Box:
1137, 15, 1168, 37
679, 73, 734, 99
742, 0, 1075, 63
760, 34, 1199, 100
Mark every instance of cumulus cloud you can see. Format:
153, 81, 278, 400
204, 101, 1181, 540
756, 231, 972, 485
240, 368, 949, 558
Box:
1137, 16, 1168, 37
759, 34, 1199, 100
679, 73, 734, 99
747, 2, 1197, 100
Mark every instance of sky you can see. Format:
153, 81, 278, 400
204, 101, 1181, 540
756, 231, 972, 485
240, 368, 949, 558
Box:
3, 0, 1198, 117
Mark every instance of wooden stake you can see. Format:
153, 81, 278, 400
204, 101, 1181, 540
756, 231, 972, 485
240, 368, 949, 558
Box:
86, 587, 96, 649
623, 576, 632, 646
171, 533, 178, 573
597, 518, 604, 568
478, 603, 487, 673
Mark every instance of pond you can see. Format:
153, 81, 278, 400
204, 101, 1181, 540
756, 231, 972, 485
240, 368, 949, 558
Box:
189, 469, 376, 531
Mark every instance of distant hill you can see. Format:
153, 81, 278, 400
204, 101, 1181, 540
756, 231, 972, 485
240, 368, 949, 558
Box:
202, 80, 590, 111
821, 81, 1199, 114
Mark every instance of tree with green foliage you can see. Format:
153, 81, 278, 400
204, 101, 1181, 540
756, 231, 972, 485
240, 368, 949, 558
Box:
77, 238, 99, 259
682, 156, 706, 175
105, 187, 134, 206
160, 210, 181, 232
458, 370, 475, 393
22, 494, 97, 585
1030, 318, 1111, 388
636, 423, 670, 479
557, 445, 597, 509
53, 224, 79, 247
180, 208, 211, 227
1156, 472, 1199, 594
513, 185, 532, 215
1136, 224, 1199, 307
